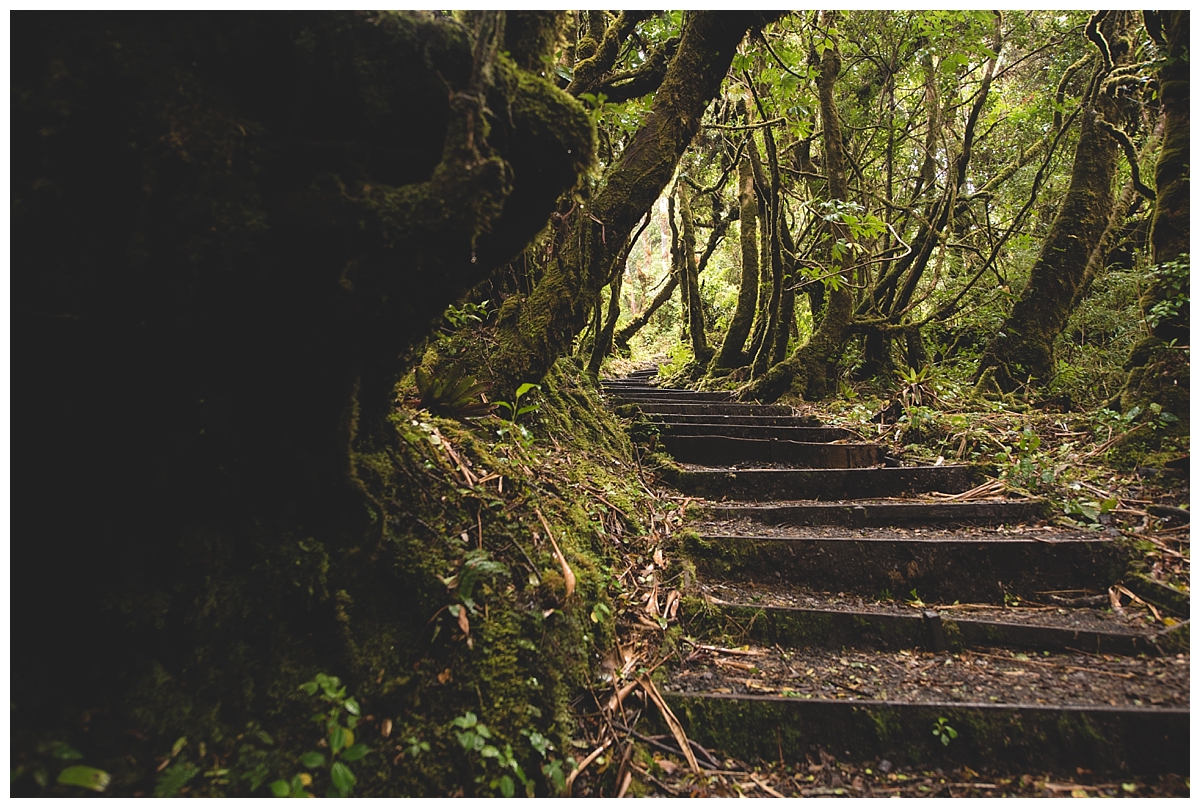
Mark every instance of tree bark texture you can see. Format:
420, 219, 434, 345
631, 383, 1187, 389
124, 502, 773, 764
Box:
975, 12, 1132, 391
714, 156, 760, 368
1113, 10, 1190, 445
493, 11, 769, 392
742, 14, 853, 402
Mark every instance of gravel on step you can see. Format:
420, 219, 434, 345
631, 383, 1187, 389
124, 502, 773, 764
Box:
669, 644, 1190, 707
698, 579, 1165, 634
692, 520, 1103, 542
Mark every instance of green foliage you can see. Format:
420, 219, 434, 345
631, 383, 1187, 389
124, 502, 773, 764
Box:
12, 741, 110, 795
443, 300, 492, 332
56, 766, 111, 793
932, 716, 958, 747
995, 426, 1056, 492
155, 761, 199, 798
451, 712, 572, 797
269, 674, 370, 798
415, 365, 494, 420
495, 382, 542, 446
1145, 254, 1189, 330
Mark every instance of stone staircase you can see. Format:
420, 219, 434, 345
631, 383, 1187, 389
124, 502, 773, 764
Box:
604, 367, 1190, 777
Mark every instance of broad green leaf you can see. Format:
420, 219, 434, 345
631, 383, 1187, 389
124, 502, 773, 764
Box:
343, 697, 360, 716
330, 726, 347, 755
341, 743, 370, 763
57, 766, 111, 792
301, 751, 325, 769
499, 774, 515, 798
300, 682, 319, 696
330, 762, 356, 793
269, 779, 291, 797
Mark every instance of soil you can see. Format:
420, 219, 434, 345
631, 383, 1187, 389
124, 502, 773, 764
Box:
627, 755, 1190, 798
666, 643, 1189, 708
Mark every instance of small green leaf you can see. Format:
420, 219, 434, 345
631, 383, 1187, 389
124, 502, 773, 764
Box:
515, 382, 539, 398
330, 761, 356, 793
170, 736, 188, 757
269, 779, 291, 798
330, 726, 347, 755
57, 766, 111, 792
481, 745, 500, 759
343, 697, 360, 716
300, 681, 319, 696
452, 712, 478, 729
341, 743, 370, 763
499, 774, 515, 798
46, 742, 84, 762
301, 751, 325, 769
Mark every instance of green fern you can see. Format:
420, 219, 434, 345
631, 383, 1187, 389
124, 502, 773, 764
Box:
154, 762, 199, 798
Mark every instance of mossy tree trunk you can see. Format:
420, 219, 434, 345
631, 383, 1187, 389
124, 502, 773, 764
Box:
13, 11, 595, 791
974, 12, 1134, 392
492, 11, 773, 392
1112, 10, 1189, 452
678, 180, 713, 363
750, 108, 786, 379
714, 156, 760, 369
741, 12, 853, 402
745, 138, 775, 363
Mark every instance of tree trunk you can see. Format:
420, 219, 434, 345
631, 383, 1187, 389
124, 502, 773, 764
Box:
1111, 10, 1189, 457
742, 12, 853, 402
678, 181, 713, 362
714, 156, 760, 368
492, 11, 770, 393
586, 272, 624, 376
975, 12, 1132, 392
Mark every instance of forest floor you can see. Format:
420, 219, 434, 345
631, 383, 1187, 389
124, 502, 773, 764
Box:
576, 366, 1189, 798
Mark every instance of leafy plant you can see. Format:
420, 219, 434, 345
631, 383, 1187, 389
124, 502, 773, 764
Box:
11, 741, 110, 795
442, 299, 492, 332
495, 382, 542, 446
495, 382, 541, 424
451, 713, 570, 797
932, 716, 958, 746
995, 427, 1055, 492
270, 673, 370, 798
1145, 255, 1189, 330
414, 365, 494, 420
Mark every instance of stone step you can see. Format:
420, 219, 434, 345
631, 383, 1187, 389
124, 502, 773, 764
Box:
662, 690, 1188, 775
640, 413, 825, 428
683, 530, 1123, 602
688, 583, 1171, 656
602, 386, 731, 397
659, 435, 885, 468
609, 394, 739, 405
697, 498, 1051, 527
636, 423, 860, 442
617, 402, 799, 417
672, 465, 981, 500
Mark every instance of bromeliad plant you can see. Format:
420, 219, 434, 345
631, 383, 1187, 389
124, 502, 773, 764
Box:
415, 365, 494, 420
270, 673, 370, 798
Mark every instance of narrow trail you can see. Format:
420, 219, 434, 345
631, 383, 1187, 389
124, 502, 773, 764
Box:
604, 367, 1189, 780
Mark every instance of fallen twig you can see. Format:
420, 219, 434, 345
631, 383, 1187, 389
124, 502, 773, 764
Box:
563, 737, 613, 795
640, 676, 700, 773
